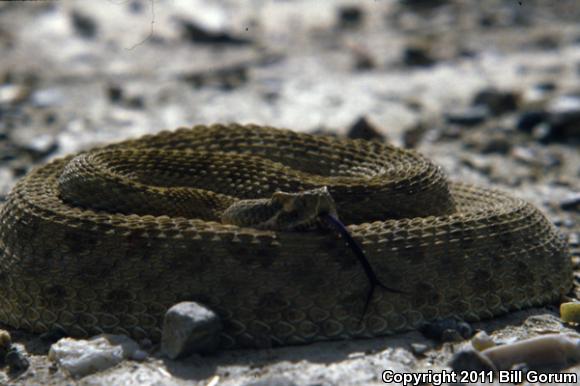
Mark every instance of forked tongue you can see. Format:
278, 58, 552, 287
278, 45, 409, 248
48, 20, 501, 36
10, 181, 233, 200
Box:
320, 213, 405, 320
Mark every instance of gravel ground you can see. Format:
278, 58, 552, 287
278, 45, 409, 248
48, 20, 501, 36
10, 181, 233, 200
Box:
0, 1, 579, 385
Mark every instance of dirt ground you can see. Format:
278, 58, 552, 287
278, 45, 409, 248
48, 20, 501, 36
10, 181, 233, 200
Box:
0, 1, 579, 385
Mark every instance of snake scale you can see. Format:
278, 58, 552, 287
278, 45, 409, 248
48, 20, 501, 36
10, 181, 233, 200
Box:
0, 124, 572, 349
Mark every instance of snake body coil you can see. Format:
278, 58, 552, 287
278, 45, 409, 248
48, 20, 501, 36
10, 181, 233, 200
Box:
0, 124, 572, 349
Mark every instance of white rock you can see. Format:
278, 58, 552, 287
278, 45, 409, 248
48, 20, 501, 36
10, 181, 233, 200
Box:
48, 334, 146, 378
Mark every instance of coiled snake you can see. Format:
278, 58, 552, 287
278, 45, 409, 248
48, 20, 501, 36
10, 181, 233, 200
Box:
0, 124, 572, 349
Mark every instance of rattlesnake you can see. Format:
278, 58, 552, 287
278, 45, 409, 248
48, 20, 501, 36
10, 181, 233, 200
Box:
0, 124, 572, 349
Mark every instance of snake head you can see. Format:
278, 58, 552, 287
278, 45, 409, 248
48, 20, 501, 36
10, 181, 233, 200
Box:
221, 187, 339, 231
268, 187, 338, 231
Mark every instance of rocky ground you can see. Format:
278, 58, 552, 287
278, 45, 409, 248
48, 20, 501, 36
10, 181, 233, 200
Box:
0, 0, 579, 385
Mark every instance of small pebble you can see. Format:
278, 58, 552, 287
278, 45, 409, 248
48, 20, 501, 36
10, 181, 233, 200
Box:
0, 329, 11, 351
561, 302, 580, 324
441, 329, 464, 343
125, 95, 145, 110
472, 88, 519, 116
71, 11, 98, 39
131, 349, 148, 362
511, 146, 536, 164
461, 155, 493, 175
532, 122, 553, 142
471, 331, 496, 351
162, 302, 223, 359
23, 135, 59, 159
535, 81, 557, 92
533, 33, 561, 50
421, 319, 473, 342
522, 87, 550, 110
545, 95, 580, 141
569, 233, 579, 247
351, 46, 376, 71
128, 0, 144, 14
31, 88, 63, 107
0, 84, 30, 105
480, 134, 512, 154
0, 329, 12, 365
402, 123, 426, 148
401, 0, 449, 9
449, 348, 496, 372
403, 40, 436, 67
347, 116, 385, 141
5, 348, 29, 374
40, 327, 67, 344
107, 84, 123, 103
560, 193, 580, 212
410, 342, 430, 356
139, 338, 153, 351
549, 95, 580, 114
445, 106, 489, 126
180, 19, 251, 45
337, 6, 364, 29
183, 65, 249, 90
517, 110, 548, 132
